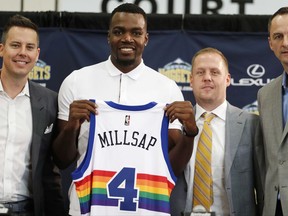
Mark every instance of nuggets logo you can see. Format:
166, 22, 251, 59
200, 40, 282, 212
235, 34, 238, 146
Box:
242, 100, 259, 115
158, 58, 192, 91
28, 59, 51, 86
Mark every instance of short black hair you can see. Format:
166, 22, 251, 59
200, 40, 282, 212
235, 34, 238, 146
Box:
268, 7, 288, 34
109, 3, 147, 27
1, 14, 39, 45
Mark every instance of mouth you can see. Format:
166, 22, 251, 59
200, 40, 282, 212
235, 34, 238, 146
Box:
202, 86, 213, 89
14, 60, 28, 65
120, 47, 134, 51
281, 50, 288, 55
119, 45, 135, 54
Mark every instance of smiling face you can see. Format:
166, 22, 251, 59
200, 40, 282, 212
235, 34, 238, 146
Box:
190, 51, 231, 111
108, 12, 148, 73
268, 14, 288, 72
0, 26, 40, 80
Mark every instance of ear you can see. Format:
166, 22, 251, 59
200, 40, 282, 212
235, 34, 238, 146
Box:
36, 47, 40, 62
226, 73, 231, 87
144, 33, 149, 46
190, 73, 193, 88
268, 37, 273, 50
0, 44, 4, 57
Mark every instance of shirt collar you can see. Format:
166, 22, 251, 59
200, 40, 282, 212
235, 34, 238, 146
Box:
195, 100, 227, 121
0, 78, 30, 97
282, 71, 288, 89
0, 80, 3, 93
106, 56, 144, 80
22, 81, 30, 97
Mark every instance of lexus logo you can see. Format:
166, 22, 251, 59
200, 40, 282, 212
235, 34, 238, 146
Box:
247, 64, 265, 78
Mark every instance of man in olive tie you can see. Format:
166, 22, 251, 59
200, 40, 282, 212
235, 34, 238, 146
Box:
170, 47, 265, 216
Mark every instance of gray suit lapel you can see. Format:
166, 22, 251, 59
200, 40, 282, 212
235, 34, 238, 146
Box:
280, 75, 288, 142
260, 75, 287, 148
224, 103, 245, 181
269, 76, 285, 146
282, 122, 288, 143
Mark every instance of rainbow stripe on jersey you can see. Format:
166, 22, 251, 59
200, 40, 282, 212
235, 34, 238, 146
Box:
74, 169, 174, 214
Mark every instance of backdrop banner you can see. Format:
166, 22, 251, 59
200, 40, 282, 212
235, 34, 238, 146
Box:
29, 28, 282, 112
0, 21, 282, 213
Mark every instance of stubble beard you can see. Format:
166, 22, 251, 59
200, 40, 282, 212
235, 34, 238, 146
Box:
116, 58, 136, 67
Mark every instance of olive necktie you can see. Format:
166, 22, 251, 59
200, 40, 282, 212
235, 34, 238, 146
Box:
193, 112, 216, 211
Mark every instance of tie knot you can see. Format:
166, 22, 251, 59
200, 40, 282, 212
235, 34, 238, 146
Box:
202, 112, 216, 123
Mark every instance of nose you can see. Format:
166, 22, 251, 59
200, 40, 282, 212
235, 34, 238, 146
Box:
121, 32, 133, 42
283, 35, 288, 47
18, 45, 27, 56
203, 71, 212, 81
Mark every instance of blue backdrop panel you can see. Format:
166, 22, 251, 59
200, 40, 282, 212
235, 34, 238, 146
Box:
34, 28, 282, 110
36, 29, 109, 92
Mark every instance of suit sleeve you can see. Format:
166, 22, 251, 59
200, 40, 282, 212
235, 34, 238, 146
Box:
42, 89, 66, 215
253, 115, 265, 216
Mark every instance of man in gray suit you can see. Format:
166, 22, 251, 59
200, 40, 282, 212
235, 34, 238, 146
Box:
170, 47, 264, 216
0, 15, 65, 215
257, 7, 288, 216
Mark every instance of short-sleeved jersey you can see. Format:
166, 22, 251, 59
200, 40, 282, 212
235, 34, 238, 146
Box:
72, 100, 176, 216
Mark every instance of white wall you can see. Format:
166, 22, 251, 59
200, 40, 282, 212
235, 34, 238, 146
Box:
0, 0, 21, 11
23, 0, 55, 11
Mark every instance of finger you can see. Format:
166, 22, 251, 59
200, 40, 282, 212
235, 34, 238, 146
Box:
70, 100, 97, 114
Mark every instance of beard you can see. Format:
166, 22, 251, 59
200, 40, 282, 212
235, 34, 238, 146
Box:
116, 58, 136, 67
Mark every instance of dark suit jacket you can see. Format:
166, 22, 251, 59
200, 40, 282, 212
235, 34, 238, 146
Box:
170, 102, 265, 216
29, 81, 65, 215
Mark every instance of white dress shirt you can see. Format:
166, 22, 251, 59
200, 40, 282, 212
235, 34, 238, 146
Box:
0, 80, 33, 202
185, 100, 230, 215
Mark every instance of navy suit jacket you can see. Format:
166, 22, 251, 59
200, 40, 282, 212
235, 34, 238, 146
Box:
29, 81, 65, 215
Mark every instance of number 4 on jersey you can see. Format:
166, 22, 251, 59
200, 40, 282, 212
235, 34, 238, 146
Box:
107, 167, 139, 211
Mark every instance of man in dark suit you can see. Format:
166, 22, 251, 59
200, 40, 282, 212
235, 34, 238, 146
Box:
0, 15, 65, 215
170, 47, 265, 216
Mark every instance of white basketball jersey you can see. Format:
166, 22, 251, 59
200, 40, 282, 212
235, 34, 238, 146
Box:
72, 100, 176, 216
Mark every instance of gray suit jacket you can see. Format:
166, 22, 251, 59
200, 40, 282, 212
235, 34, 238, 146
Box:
170, 102, 264, 216
257, 74, 288, 216
29, 81, 65, 215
